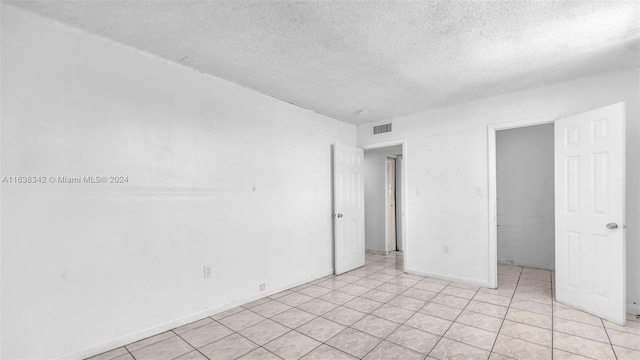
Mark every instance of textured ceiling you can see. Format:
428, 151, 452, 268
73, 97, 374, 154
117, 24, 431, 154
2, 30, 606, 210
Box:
7, 0, 640, 125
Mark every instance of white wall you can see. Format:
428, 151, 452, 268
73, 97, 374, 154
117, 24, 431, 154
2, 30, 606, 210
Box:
497, 124, 555, 270
363, 146, 402, 252
358, 67, 640, 311
1, 6, 355, 360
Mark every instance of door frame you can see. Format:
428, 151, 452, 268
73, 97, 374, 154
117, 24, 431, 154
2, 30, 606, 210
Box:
487, 114, 563, 288
386, 157, 397, 253
362, 139, 407, 272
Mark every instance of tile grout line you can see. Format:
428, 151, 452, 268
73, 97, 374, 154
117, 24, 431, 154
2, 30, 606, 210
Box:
488, 267, 522, 358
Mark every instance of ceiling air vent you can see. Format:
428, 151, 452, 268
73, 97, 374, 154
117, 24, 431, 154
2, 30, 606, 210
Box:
372, 123, 392, 135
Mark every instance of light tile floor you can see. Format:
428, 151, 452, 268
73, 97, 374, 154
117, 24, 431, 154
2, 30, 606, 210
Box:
89, 252, 640, 360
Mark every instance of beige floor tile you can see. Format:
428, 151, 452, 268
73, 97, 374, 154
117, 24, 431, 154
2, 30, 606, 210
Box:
388, 276, 419, 287
264, 330, 321, 360
296, 317, 346, 342
87, 347, 129, 360
180, 321, 234, 348
109, 354, 134, 360
367, 273, 396, 282
173, 318, 214, 335
444, 323, 498, 351
278, 292, 315, 307
553, 307, 603, 327
493, 334, 551, 360
518, 278, 553, 289
319, 290, 356, 305
387, 325, 440, 354
508, 299, 552, 316
606, 328, 640, 350
499, 320, 551, 347
338, 283, 370, 296
456, 310, 503, 332
342, 296, 384, 313
237, 347, 282, 360
448, 281, 481, 291
351, 314, 400, 338
553, 317, 609, 343
613, 345, 640, 360
300, 344, 357, 360
251, 300, 292, 318
553, 331, 616, 360
405, 312, 452, 335
604, 319, 640, 335
552, 348, 594, 359
361, 289, 397, 303
199, 333, 257, 360
402, 288, 438, 301
420, 277, 450, 285
414, 281, 447, 293
505, 308, 552, 330
218, 310, 266, 332
239, 319, 290, 345
376, 282, 409, 295
271, 307, 316, 328
352, 278, 385, 289
296, 285, 332, 298
488, 353, 513, 359
130, 336, 194, 360
335, 274, 361, 283
420, 302, 463, 321
125, 332, 175, 352
431, 293, 470, 309
173, 351, 207, 360
473, 292, 512, 307
322, 306, 367, 326
387, 295, 427, 311
466, 300, 508, 319
325, 328, 381, 358
316, 278, 349, 290
478, 287, 516, 298
296, 298, 338, 315
371, 303, 415, 323
363, 341, 424, 360
429, 338, 490, 360
441, 286, 477, 299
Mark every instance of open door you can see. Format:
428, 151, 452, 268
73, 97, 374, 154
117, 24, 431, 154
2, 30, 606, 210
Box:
333, 144, 365, 275
555, 103, 626, 325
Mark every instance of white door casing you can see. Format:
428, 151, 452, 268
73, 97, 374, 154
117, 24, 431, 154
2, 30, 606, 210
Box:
555, 103, 626, 325
333, 144, 365, 275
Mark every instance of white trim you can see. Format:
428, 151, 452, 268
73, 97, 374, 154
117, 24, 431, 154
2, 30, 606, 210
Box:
53, 270, 333, 360
406, 268, 491, 288
361, 139, 408, 273
487, 114, 564, 288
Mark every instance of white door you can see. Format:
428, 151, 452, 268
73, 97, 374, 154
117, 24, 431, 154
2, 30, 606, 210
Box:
333, 144, 365, 275
555, 103, 626, 325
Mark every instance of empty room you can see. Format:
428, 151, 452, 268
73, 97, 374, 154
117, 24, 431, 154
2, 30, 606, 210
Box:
2, 1, 639, 360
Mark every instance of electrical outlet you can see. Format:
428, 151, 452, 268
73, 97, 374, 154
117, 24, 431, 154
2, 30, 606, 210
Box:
442, 245, 449, 254
203, 264, 212, 279
259, 283, 266, 292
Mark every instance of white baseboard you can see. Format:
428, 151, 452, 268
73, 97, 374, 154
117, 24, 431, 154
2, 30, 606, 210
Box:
53, 269, 334, 360
405, 268, 491, 288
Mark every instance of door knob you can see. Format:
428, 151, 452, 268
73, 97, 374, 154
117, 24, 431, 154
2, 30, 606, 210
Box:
606, 223, 618, 229
337, 214, 343, 218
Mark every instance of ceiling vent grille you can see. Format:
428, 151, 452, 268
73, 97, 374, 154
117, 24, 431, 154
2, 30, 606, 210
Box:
372, 123, 392, 135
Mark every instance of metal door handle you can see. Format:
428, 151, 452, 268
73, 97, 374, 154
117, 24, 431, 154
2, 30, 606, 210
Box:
606, 223, 618, 229
337, 214, 343, 218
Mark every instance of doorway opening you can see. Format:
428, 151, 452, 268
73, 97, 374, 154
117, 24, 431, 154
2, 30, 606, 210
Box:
362, 140, 406, 270
496, 124, 555, 272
